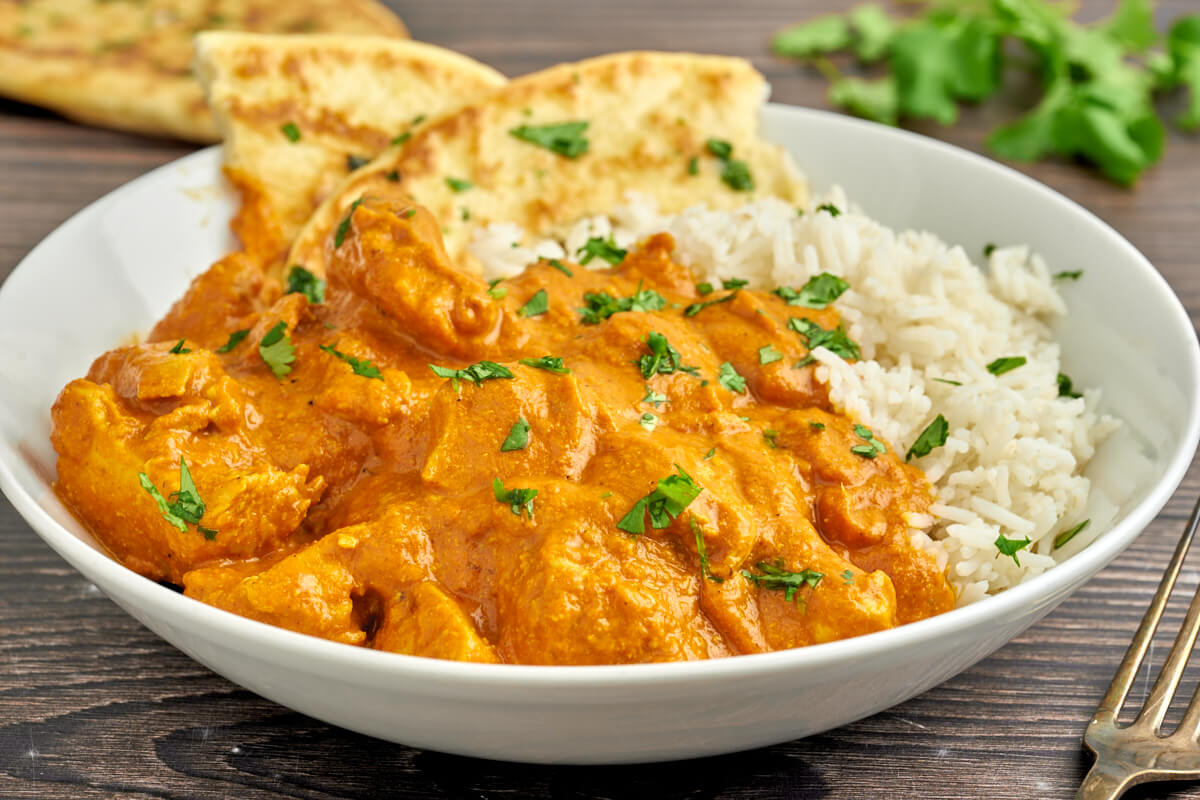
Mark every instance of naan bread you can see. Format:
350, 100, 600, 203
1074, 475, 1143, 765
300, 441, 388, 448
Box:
290, 51, 806, 277
195, 32, 506, 261
0, 0, 408, 142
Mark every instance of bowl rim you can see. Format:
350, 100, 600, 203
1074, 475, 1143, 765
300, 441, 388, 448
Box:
3, 103, 1198, 690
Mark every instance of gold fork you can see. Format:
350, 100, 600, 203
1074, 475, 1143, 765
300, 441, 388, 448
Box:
1079, 493, 1200, 799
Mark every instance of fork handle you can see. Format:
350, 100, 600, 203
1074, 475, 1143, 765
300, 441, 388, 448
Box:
1077, 759, 1140, 800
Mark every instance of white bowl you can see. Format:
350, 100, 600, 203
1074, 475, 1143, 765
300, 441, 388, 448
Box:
1, 104, 1197, 765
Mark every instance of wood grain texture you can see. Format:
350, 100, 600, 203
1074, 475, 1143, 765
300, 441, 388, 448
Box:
2, 1, 1199, 797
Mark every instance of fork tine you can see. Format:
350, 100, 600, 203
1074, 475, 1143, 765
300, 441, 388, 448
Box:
1134, 559, 1200, 732
1094, 493, 1200, 726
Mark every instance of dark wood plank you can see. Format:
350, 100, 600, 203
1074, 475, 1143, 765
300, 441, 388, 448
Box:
2, 1, 1199, 797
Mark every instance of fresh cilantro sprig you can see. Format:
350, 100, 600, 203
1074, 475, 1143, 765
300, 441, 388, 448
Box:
519, 355, 571, 374
286, 266, 325, 304
741, 560, 824, 602
789, 317, 861, 365
493, 477, 538, 519
638, 332, 699, 379
259, 321, 296, 379
772, 272, 849, 309
509, 121, 590, 158
576, 236, 627, 266
430, 360, 514, 390
138, 457, 216, 540
578, 284, 665, 324
905, 413, 949, 461
616, 465, 704, 535
320, 343, 383, 380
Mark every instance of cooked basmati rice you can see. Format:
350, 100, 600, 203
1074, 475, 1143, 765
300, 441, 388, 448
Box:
468, 190, 1119, 605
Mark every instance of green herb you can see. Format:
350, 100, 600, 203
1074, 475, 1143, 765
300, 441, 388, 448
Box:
462, 207, 471, 221
547, 258, 573, 277
933, 377, 962, 386
578, 284, 665, 323
390, 132, 411, 147
706, 138, 733, 160
487, 278, 507, 300
789, 317, 861, 365
683, 291, 737, 317
984, 243, 997, 257
638, 332, 695, 379
508, 121, 590, 158
639, 412, 659, 432
773, 1, 1193, 184
216, 329, 249, 353
411, 114, 426, 125
763, 429, 780, 449
704, 138, 754, 191
852, 423, 887, 459
772, 272, 850, 309
759, 344, 783, 365
168, 339, 191, 354
259, 322, 296, 379
1054, 270, 1084, 281
721, 278, 749, 290
1054, 519, 1091, 550
695, 282, 714, 296
691, 516, 724, 583
319, 343, 383, 380
445, 176, 473, 192
995, 534, 1033, 566
809, 421, 826, 431
905, 413, 948, 461
405, 209, 416, 219
642, 384, 667, 407
600, 491, 613, 499
576, 236, 627, 266
703, 447, 717, 460
816, 203, 842, 217
346, 154, 369, 171
138, 457, 216, 539
519, 355, 570, 374
500, 417, 531, 452
717, 362, 747, 394
281, 122, 301, 142
492, 477, 537, 519
385, 170, 401, 181
741, 560, 823, 602
687, 155, 699, 175
841, 569, 854, 585
286, 265, 326, 304
987, 356, 1027, 376
334, 197, 364, 248
1057, 372, 1083, 398
616, 464, 703, 535
429, 360, 514, 390
518, 289, 550, 318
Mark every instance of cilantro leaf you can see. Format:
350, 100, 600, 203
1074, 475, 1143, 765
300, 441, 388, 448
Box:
772, 272, 849, 309
638, 332, 697, 379
319, 343, 383, 380
772, 15, 852, 58
789, 317, 861, 365
547, 258, 573, 277
987, 356, 1026, 376
616, 465, 703, 535
216, 329, 249, 353
138, 457, 215, 539
168, 339, 191, 354
995, 534, 1032, 566
691, 516, 723, 583
1054, 519, 1091, 549
509, 121, 590, 158
829, 75, 899, 125
642, 384, 667, 407
430, 360, 514, 390
741, 560, 823, 602
445, 177, 473, 192
849, 3, 896, 62
1057, 372, 1083, 398
518, 355, 571, 374
905, 413, 949, 461
518, 288, 550, 318
493, 477, 538, 519
815, 203, 842, 217
286, 265, 325, 304
346, 154, 369, 171
758, 344, 783, 365
334, 197, 364, 248
683, 291, 737, 317
851, 423, 887, 459
717, 362, 747, 394
258, 321, 296, 379
576, 236, 627, 266
487, 278, 507, 300
500, 418, 530, 452
578, 284, 665, 324
280, 122, 301, 142
639, 412, 659, 432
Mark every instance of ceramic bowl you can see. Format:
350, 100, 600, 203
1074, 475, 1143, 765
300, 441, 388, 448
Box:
1, 104, 1197, 764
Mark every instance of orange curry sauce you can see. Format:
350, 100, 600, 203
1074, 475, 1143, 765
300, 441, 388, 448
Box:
50, 197, 954, 665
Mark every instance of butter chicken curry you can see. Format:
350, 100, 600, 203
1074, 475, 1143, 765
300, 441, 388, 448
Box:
51, 197, 954, 664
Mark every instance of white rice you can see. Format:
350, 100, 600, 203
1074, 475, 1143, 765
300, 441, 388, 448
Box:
468, 191, 1120, 605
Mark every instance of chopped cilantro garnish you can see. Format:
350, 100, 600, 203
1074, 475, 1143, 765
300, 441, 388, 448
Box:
319, 343, 383, 380
385, 169, 401, 182
809, 421, 826, 431
720, 160, 754, 191
691, 516, 723, 583
334, 197, 364, 248
706, 139, 733, 160
518, 355, 570, 374
933, 377, 962, 386
286, 265, 325, 304
576, 236, 627, 266
547, 258, 573, 277
639, 412, 659, 432
905, 413, 948, 461
616, 465, 703, 535
518, 288, 550, 318
722, 278, 750, 290
1054, 270, 1083, 281
508, 121, 590, 158
759, 344, 783, 365
995, 534, 1032, 565
983, 243, 997, 257
841, 569, 854, 585
138, 457, 216, 539
429, 360, 514, 390
789, 317, 861, 365
703, 447, 716, 460
346, 154, 369, 171
687, 155, 699, 176
772, 272, 850, 309
695, 282, 714, 296
816, 203, 842, 217
1053, 519, 1090, 550
578, 284, 665, 324
683, 291, 737, 317
500, 417, 530, 452
445, 176, 473, 192
741, 560, 823, 602
851, 424, 887, 459
258, 321, 295, 379
216, 329, 249, 354
638, 332, 695, 379
763, 429, 779, 449
391, 132, 412, 147
487, 278, 507, 300
492, 477, 537, 519
717, 362, 747, 394
1057, 372, 1083, 398
642, 384, 667, 407
280, 122, 301, 142
987, 356, 1026, 376
168, 339, 190, 354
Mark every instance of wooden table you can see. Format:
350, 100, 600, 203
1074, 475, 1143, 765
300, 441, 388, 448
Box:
2, 1, 1199, 797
